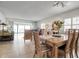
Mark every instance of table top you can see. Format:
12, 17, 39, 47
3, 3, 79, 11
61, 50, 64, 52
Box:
40, 34, 68, 47
40, 34, 68, 40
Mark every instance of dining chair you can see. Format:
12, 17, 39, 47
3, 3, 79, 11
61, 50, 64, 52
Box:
33, 31, 50, 58
24, 30, 32, 42
75, 30, 79, 58
70, 29, 79, 58
39, 29, 44, 35
59, 29, 75, 58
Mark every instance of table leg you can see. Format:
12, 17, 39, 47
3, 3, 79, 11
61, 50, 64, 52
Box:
54, 46, 58, 58
51, 47, 54, 57
51, 46, 58, 58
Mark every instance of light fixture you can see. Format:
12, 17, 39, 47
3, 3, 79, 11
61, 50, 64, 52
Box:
53, 1, 67, 7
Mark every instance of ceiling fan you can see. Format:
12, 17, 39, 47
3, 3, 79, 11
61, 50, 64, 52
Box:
53, 1, 67, 7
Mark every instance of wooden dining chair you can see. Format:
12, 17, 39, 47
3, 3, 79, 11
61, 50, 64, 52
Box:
39, 29, 45, 35
70, 29, 79, 58
75, 30, 79, 58
24, 30, 32, 42
59, 29, 75, 58
33, 31, 50, 58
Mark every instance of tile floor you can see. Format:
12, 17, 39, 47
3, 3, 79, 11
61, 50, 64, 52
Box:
0, 33, 35, 58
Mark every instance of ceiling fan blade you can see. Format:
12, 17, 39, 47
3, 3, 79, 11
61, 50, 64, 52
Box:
53, 1, 65, 7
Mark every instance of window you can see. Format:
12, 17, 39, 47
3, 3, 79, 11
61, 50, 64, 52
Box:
73, 17, 79, 24
25, 25, 31, 30
64, 18, 71, 25
18, 25, 25, 33
64, 17, 79, 31
41, 23, 45, 29
64, 18, 71, 31
76, 17, 79, 24
72, 17, 79, 29
72, 25, 77, 29
13, 24, 18, 33
77, 25, 79, 29
64, 26, 71, 30
72, 17, 77, 24
13, 23, 32, 34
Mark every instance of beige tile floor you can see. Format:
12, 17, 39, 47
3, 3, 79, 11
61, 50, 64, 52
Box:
0, 34, 35, 58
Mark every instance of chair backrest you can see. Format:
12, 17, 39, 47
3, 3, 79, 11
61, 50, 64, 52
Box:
33, 31, 41, 54
24, 30, 32, 40
65, 29, 75, 51
71, 29, 79, 48
39, 29, 45, 35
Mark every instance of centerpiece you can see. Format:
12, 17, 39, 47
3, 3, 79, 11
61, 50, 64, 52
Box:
52, 20, 64, 35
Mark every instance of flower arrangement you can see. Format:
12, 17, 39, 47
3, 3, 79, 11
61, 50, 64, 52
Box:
52, 20, 64, 30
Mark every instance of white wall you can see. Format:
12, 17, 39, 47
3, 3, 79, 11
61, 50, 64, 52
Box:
37, 8, 79, 33
0, 11, 6, 23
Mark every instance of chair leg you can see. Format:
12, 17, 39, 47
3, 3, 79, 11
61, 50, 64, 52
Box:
70, 50, 73, 58
65, 52, 70, 58
33, 52, 36, 58
33, 51, 44, 58
75, 44, 78, 58
75, 41, 79, 58
46, 50, 52, 58
64, 51, 67, 58
64, 53, 67, 58
75, 50, 78, 58
43, 52, 46, 58
64, 53, 66, 58
47, 51, 51, 58
47, 52, 49, 57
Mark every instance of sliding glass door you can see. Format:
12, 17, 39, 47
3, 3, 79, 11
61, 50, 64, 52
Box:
13, 24, 31, 34
18, 25, 25, 33
25, 25, 31, 30
13, 24, 31, 39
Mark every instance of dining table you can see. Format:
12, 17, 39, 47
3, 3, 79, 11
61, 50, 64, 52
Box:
40, 34, 68, 58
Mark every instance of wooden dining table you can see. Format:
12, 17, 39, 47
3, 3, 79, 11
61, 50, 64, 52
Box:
40, 34, 68, 58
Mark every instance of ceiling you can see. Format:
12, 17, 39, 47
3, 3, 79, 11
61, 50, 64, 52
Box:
0, 1, 79, 21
